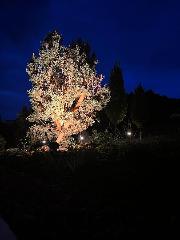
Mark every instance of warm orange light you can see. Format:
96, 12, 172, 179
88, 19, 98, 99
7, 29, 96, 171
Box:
72, 92, 86, 112
55, 92, 86, 144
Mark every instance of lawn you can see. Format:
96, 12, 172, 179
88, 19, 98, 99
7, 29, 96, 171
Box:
0, 134, 180, 238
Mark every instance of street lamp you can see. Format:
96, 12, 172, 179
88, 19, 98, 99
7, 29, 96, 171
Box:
79, 135, 84, 141
127, 130, 132, 137
42, 140, 47, 145
127, 130, 132, 143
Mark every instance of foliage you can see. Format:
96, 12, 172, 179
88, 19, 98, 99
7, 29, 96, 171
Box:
15, 106, 30, 141
90, 129, 124, 153
129, 84, 147, 129
105, 64, 127, 126
26, 31, 110, 150
69, 38, 97, 70
0, 134, 6, 151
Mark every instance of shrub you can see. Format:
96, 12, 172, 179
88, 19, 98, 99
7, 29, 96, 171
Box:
0, 135, 6, 152
90, 130, 124, 153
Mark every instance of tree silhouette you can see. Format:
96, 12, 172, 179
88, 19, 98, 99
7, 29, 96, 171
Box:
69, 38, 97, 70
105, 64, 127, 127
130, 83, 147, 129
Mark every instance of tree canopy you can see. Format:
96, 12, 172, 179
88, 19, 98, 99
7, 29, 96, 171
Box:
26, 31, 110, 150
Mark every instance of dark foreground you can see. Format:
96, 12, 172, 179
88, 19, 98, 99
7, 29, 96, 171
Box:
0, 135, 180, 238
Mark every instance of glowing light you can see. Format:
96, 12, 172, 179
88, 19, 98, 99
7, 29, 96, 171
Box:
79, 135, 84, 140
42, 140, 46, 144
127, 131, 132, 136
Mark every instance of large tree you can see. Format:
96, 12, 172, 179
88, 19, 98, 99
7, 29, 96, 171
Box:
26, 31, 110, 150
106, 64, 127, 126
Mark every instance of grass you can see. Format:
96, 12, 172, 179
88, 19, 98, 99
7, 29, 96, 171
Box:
0, 134, 180, 238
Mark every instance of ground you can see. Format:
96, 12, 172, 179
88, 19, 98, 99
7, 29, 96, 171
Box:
0, 134, 180, 238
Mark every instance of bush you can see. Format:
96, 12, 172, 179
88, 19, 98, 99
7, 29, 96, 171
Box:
0, 135, 6, 152
90, 130, 124, 153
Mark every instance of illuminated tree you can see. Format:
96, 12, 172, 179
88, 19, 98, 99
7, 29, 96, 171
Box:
26, 31, 110, 150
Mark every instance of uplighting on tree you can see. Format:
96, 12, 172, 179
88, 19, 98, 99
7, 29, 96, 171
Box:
26, 31, 110, 150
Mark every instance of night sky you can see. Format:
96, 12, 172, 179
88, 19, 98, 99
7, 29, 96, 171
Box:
1, 0, 180, 119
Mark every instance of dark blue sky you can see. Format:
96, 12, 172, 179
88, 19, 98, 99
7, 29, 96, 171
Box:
0, 0, 180, 119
